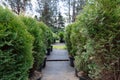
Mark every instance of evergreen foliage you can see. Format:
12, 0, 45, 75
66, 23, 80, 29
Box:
0, 7, 34, 80
65, 0, 120, 79
20, 17, 47, 71
58, 31, 64, 43
0, 6, 54, 80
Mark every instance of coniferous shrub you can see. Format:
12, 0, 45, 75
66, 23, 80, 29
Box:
52, 32, 59, 43
0, 7, 34, 80
37, 22, 47, 51
65, 0, 120, 79
85, 0, 120, 79
20, 17, 45, 72
38, 22, 53, 49
65, 25, 72, 55
46, 28, 53, 49
58, 31, 64, 43
65, 22, 81, 57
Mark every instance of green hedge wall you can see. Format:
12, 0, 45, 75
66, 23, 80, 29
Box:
65, 24, 73, 56
65, 0, 120, 79
0, 7, 34, 80
38, 22, 53, 49
0, 7, 53, 80
20, 17, 46, 72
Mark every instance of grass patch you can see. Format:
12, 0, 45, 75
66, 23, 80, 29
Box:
53, 45, 67, 50
55, 40, 60, 43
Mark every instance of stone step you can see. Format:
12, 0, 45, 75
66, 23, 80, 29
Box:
47, 59, 69, 61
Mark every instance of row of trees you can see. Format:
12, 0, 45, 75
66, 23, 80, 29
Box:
65, 0, 120, 80
36, 0, 86, 26
0, 7, 53, 80
1, 0, 65, 33
1, 0, 87, 32
1, 0, 30, 15
62, 0, 86, 22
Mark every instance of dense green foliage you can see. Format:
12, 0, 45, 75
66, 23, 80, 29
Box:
52, 32, 59, 43
58, 31, 64, 43
20, 17, 46, 71
65, 22, 80, 56
0, 6, 53, 79
45, 27, 53, 49
38, 22, 53, 49
65, 24, 72, 56
0, 7, 34, 80
65, 0, 120, 79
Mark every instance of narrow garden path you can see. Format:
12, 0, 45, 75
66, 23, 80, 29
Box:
42, 43, 78, 80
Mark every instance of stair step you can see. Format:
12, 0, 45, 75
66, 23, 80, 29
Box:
47, 59, 69, 61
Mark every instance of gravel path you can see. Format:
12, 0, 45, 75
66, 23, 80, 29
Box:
41, 43, 79, 80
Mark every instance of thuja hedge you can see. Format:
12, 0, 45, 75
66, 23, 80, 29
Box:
0, 7, 34, 80
65, 24, 73, 56
20, 17, 46, 72
0, 7, 53, 80
65, 22, 81, 57
65, 0, 120, 79
20, 17, 53, 72
37, 22, 53, 50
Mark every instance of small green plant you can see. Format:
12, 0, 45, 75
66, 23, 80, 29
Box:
58, 31, 64, 43
52, 33, 59, 43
